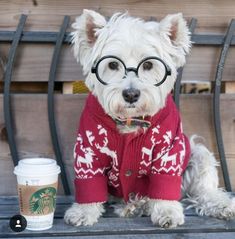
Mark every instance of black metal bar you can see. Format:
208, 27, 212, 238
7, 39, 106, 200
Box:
213, 19, 235, 192
3, 15, 27, 166
174, 18, 197, 108
191, 34, 235, 45
0, 31, 235, 45
0, 31, 72, 43
48, 16, 71, 195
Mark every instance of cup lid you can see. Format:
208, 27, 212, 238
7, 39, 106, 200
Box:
14, 158, 61, 177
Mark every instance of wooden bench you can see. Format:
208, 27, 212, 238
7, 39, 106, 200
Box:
1, 194, 235, 238
0, 13, 235, 238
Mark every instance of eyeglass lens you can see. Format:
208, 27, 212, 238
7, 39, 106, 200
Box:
96, 57, 168, 85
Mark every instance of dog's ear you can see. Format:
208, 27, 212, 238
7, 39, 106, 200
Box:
71, 9, 107, 66
159, 13, 191, 67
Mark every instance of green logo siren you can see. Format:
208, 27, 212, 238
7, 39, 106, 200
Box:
30, 187, 56, 215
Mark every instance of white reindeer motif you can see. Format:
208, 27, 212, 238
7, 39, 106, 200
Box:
160, 151, 177, 167
95, 125, 118, 166
86, 130, 95, 146
141, 135, 156, 162
141, 126, 161, 164
163, 131, 172, 145
74, 134, 95, 168
76, 148, 95, 168
152, 125, 160, 134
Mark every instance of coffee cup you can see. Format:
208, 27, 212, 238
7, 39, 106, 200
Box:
14, 158, 61, 231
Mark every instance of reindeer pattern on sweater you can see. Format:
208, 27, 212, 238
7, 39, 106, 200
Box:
73, 94, 190, 203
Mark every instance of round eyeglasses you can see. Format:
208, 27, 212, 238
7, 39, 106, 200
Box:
91, 55, 171, 86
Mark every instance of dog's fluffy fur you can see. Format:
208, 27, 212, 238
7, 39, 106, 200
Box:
64, 10, 235, 228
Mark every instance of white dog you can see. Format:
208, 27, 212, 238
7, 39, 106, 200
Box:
64, 10, 235, 228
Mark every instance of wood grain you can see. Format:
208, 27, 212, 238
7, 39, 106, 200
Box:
0, 94, 234, 195
2, 233, 235, 239
1, 195, 235, 239
0, 44, 235, 83
0, 0, 235, 33
1, 214, 235, 237
2, 195, 213, 218
1, 194, 232, 219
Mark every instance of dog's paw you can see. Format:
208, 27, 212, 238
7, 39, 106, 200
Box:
152, 213, 184, 228
150, 200, 185, 228
64, 202, 104, 226
217, 201, 235, 220
202, 196, 235, 220
185, 190, 235, 220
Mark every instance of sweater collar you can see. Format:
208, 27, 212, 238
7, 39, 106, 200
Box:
85, 93, 172, 132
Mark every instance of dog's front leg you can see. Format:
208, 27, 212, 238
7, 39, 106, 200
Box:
149, 199, 184, 228
64, 202, 105, 226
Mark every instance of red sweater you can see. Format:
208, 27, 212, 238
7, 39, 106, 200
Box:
74, 94, 190, 203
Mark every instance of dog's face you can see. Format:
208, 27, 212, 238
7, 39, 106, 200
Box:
72, 10, 190, 130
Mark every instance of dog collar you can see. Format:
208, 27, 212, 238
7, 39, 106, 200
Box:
114, 116, 151, 128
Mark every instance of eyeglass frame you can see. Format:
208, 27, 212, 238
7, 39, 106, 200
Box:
91, 55, 171, 86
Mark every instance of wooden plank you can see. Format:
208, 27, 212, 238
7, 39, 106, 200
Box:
1, 194, 234, 218
0, 44, 235, 83
9, 194, 235, 218
1, 216, 235, 237
0, 203, 220, 219
183, 46, 235, 83
1, 196, 235, 238
0, 0, 235, 33
0, 94, 235, 195
2, 233, 235, 239
0, 43, 83, 83
0, 201, 199, 219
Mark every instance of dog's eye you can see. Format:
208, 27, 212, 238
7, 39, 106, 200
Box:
108, 61, 119, 70
143, 61, 153, 71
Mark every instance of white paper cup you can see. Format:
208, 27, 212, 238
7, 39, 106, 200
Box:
14, 158, 61, 231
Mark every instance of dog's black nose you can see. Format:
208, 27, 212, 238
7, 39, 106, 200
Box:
122, 88, 140, 103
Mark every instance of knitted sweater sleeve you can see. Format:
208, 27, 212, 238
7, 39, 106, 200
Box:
148, 124, 190, 201
73, 115, 110, 204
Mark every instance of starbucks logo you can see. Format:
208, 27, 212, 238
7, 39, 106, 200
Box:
30, 187, 56, 215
